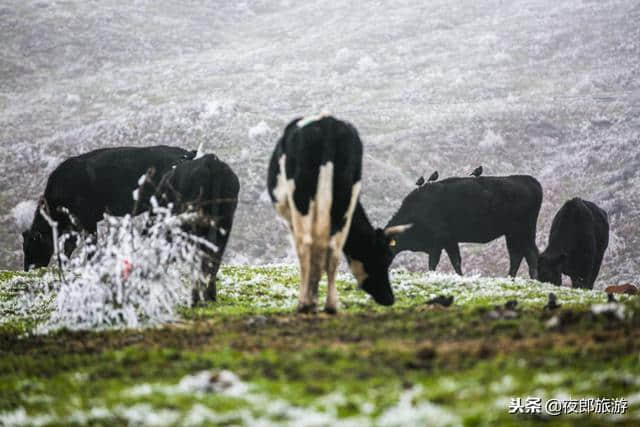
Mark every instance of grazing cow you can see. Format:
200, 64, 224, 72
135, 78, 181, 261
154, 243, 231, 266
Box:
154, 154, 239, 304
385, 175, 542, 278
538, 198, 609, 289
267, 115, 409, 313
22, 146, 195, 270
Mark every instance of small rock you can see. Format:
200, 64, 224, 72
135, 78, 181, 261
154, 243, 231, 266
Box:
245, 315, 267, 328
416, 343, 437, 360
486, 308, 518, 320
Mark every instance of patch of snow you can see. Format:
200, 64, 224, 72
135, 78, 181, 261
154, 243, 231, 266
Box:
356, 55, 379, 72
0, 408, 53, 427
377, 386, 461, 427
478, 129, 506, 149
248, 121, 271, 140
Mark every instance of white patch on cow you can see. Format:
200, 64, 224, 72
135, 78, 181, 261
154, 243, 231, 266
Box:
329, 181, 361, 253
297, 112, 330, 128
272, 155, 292, 223
349, 258, 368, 287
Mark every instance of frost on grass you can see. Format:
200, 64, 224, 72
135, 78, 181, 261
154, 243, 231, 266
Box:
1, 201, 214, 333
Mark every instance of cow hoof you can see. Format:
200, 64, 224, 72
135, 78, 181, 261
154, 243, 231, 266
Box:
323, 306, 338, 315
297, 304, 316, 314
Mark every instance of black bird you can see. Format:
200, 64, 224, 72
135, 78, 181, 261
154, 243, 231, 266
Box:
470, 165, 483, 177
607, 293, 617, 303
427, 295, 454, 307
415, 175, 425, 186
544, 292, 561, 310
504, 300, 518, 310
427, 170, 438, 183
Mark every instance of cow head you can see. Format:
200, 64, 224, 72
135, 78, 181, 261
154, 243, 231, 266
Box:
384, 217, 426, 257
22, 229, 53, 271
349, 224, 411, 306
537, 253, 565, 286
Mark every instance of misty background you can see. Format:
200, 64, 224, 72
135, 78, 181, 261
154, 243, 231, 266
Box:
1, 0, 638, 288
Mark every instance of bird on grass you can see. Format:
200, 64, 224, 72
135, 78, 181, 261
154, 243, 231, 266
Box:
426, 294, 454, 307
427, 170, 438, 183
470, 165, 483, 177
504, 300, 518, 310
544, 292, 561, 310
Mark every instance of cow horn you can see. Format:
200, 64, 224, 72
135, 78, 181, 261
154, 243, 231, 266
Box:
384, 224, 412, 236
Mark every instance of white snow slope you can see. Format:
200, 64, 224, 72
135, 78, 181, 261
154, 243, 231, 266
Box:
1, 0, 639, 287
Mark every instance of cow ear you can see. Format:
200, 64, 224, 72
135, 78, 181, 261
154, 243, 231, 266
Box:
384, 224, 412, 237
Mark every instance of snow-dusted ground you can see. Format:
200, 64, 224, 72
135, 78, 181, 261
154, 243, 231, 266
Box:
1, 0, 639, 286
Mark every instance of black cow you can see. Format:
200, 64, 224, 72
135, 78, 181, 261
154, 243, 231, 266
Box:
22, 145, 195, 270
154, 154, 239, 304
267, 114, 409, 313
386, 175, 542, 278
538, 198, 609, 289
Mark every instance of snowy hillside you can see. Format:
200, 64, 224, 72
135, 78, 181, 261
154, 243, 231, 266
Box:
1, 0, 639, 287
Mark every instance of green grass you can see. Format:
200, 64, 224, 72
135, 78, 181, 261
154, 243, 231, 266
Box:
1, 265, 639, 426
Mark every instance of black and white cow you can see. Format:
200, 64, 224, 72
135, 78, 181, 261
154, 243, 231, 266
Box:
386, 175, 542, 278
154, 153, 240, 303
538, 197, 609, 289
22, 145, 195, 270
267, 115, 409, 313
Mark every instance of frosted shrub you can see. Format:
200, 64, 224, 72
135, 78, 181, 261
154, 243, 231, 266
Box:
34, 198, 214, 332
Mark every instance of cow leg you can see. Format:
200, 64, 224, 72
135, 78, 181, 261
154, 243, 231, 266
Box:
428, 248, 442, 271
297, 241, 316, 313
506, 237, 524, 277
202, 254, 219, 302
590, 250, 605, 290
445, 243, 462, 275
307, 244, 326, 310
63, 233, 78, 259
324, 251, 339, 314
524, 245, 539, 279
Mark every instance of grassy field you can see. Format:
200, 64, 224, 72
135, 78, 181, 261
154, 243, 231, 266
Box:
1, 265, 639, 426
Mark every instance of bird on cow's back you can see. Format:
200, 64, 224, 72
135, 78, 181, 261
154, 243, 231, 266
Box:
416, 171, 438, 187
470, 166, 483, 177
